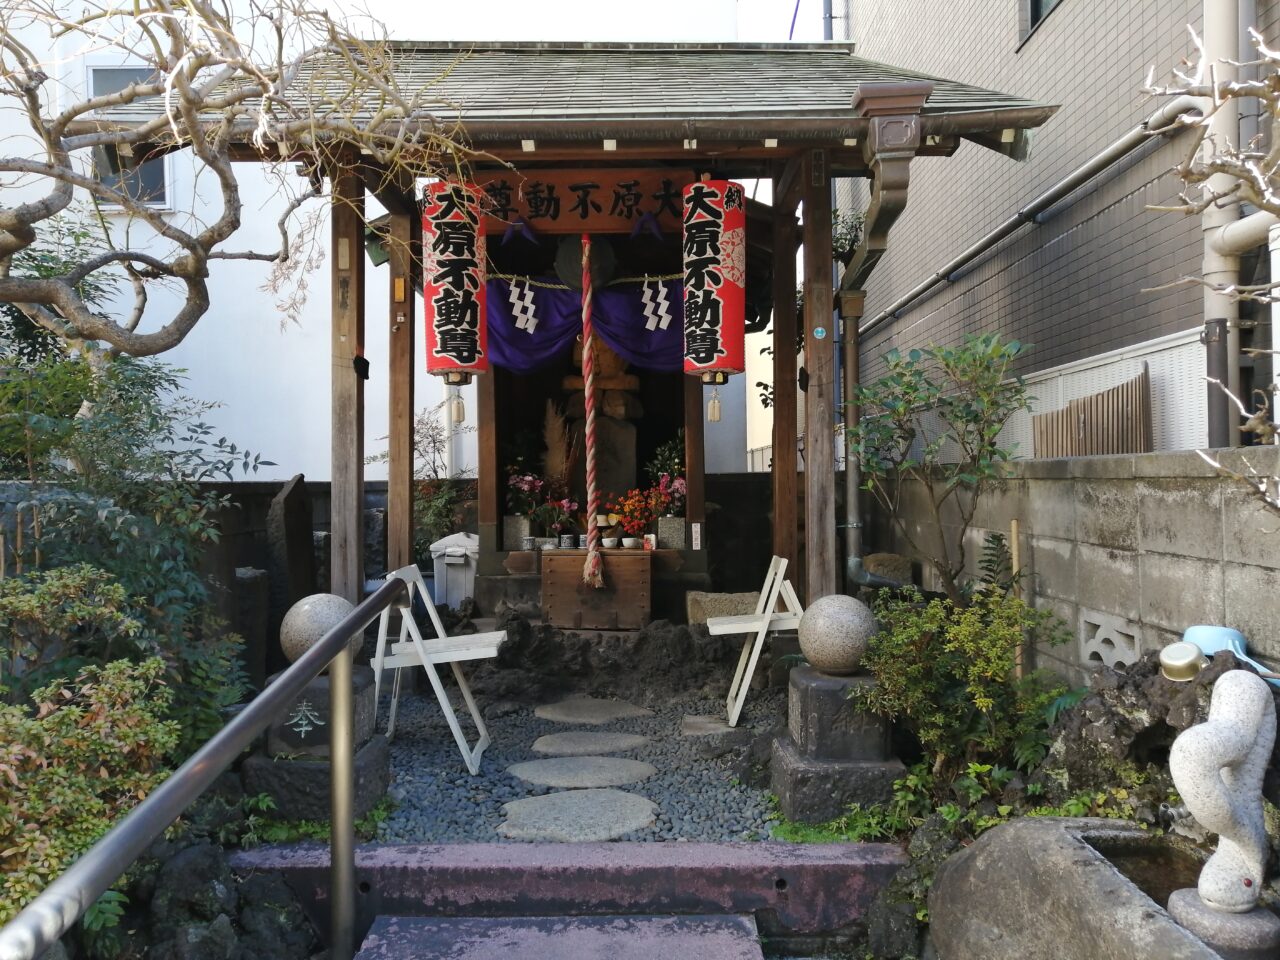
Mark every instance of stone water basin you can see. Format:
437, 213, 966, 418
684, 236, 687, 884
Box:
928, 817, 1278, 960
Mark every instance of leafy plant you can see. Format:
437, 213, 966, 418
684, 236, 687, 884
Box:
0, 659, 180, 923
856, 587, 1068, 783
645, 430, 685, 485
850, 334, 1032, 603
81, 889, 129, 959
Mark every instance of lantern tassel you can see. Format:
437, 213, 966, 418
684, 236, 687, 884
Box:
581, 234, 605, 589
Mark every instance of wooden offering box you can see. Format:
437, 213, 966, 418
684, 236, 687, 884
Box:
541, 550, 651, 630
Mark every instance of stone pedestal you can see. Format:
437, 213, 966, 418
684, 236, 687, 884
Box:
656, 516, 686, 550
1168, 889, 1280, 960
244, 664, 389, 822
242, 734, 390, 822
265, 665, 377, 758
771, 666, 903, 823
503, 515, 533, 552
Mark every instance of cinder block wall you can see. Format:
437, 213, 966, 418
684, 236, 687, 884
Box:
867, 450, 1280, 682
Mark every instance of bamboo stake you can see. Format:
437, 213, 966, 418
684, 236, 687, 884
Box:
1011, 518, 1024, 679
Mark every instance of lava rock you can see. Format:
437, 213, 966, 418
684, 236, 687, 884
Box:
148, 844, 237, 945
235, 873, 319, 959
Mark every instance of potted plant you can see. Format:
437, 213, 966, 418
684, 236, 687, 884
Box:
646, 433, 687, 549
504, 471, 544, 550
535, 496, 580, 549
607, 487, 664, 547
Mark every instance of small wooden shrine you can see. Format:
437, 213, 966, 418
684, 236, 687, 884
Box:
314, 41, 1053, 615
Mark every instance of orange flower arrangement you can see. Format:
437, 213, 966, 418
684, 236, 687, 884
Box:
606, 486, 669, 536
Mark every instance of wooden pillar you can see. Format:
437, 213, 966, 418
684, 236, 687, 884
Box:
476, 368, 499, 558
770, 194, 799, 581
684, 375, 706, 533
386, 211, 416, 572
802, 149, 837, 601
330, 165, 366, 602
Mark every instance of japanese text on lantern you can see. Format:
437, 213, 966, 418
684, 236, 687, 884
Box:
682, 180, 746, 378
423, 183, 488, 378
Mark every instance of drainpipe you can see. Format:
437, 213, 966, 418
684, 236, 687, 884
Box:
1203, 0, 1243, 447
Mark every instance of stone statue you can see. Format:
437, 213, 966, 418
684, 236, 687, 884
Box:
1167, 668, 1280, 958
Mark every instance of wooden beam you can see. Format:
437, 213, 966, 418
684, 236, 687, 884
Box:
358, 159, 417, 217
386, 211, 417, 571
477, 366, 499, 557
775, 154, 805, 212
684, 375, 706, 533
330, 165, 366, 601
802, 149, 837, 602
771, 189, 799, 584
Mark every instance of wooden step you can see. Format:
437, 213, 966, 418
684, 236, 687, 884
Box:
356, 914, 764, 960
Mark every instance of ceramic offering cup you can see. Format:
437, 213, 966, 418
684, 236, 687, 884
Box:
622, 537, 641, 549
602, 537, 619, 548
559, 534, 576, 549
521, 536, 535, 551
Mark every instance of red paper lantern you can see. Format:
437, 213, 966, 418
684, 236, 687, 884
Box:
682, 179, 746, 383
422, 182, 487, 384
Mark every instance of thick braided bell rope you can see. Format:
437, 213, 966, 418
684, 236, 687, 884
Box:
580, 233, 604, 588
1170, 669, 1276, 913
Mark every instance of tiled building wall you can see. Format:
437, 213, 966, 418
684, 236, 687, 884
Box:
844, 0, 1222, 385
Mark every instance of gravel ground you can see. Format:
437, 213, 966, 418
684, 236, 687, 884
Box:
377, 685, 785, 843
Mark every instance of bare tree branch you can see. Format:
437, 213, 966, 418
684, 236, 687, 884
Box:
0, 0, 474, 356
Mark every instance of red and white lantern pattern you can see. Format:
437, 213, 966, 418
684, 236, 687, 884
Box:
681, 179, 746, 381
423, 182, 487, 381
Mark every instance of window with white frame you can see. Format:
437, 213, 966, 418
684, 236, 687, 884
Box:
89, 67, 167, 206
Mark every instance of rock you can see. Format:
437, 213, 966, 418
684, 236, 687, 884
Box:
149, 914, 239, 960
531, 731, 651, 756
929, 817, 1220, 960
681, 715, 751, 759
535, 696, 654, 725
149, 843, 237, 944
796, 594, 876, 676
786, 667, 891, 761
233, 567, 270, 691
1033, 650, 1280, 816
236, 873, 319, 960
278, 593, 356, 663
770, 735, 903, 823
498, 789, 658, 841
862, 552, 914, 586
506, 756, 657, 789
685, 591, 758, 625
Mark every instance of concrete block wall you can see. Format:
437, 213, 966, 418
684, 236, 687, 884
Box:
841, 0, 1280, 385
867, 450, 1280, 683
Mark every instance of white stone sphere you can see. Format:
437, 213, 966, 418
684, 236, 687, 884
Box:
798, 593, 877, 675
280, 593, 358, 663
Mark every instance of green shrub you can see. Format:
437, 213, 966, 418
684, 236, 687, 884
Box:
0, 659, 180, 924
857, 587, 1068, 784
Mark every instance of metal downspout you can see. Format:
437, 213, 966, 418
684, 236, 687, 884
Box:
1203, 0, 1243, 447
827, 0, 864, 585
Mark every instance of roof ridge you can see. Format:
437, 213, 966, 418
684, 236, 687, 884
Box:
374, 40, 859, 53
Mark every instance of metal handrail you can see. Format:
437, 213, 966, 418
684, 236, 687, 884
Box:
0, 575, 409, 960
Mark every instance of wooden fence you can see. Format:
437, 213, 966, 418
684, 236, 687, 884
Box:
1032, 363, 1153, 458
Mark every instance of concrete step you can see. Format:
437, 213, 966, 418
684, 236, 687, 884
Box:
230, 841, 907, 939
356, 914, 764, 960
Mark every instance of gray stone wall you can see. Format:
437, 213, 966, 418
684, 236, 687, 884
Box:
842, 0, 1219, 382
867, 450, 1280, 681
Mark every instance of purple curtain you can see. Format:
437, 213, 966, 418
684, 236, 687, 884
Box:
486, 277, 683, 373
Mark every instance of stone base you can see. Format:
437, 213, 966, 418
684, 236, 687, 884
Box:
503, 515, 533, 552
1167, 889, 1280, 960
242, 733, 390, 822
657, 516, 687, 550
788, 667, 890, 762
265, 665, 376, 758
770, 735, 904, 823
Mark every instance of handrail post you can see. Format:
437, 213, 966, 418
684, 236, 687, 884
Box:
329, 642, 356, 960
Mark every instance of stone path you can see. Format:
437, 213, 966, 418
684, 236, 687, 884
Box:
507, 757, 657, 789
498, 697, 665, 840
531, 731, 651, 756
498, 788, 658, 841
533, 696, 654, 725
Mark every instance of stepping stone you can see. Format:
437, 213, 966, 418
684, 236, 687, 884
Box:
507, 756, 657, 789
357, 914, 764, 960
681, 714, 736, 736
498, 788, 657, 841
534, 696, 653, 725
531, 731, 651, 757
